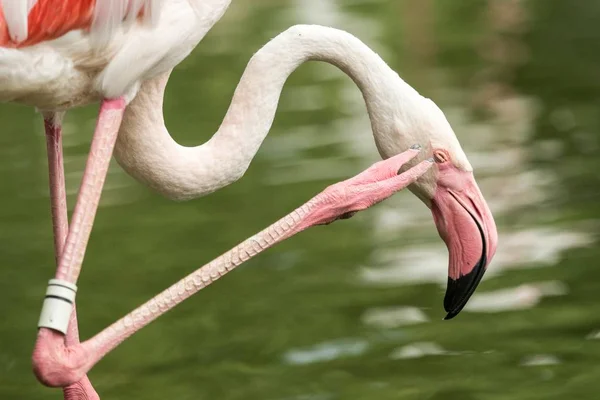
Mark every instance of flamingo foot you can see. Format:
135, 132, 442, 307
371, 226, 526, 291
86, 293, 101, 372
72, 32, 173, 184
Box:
32, 329, 92, 388
62, 306, 100, 400
299, 145, 433, 229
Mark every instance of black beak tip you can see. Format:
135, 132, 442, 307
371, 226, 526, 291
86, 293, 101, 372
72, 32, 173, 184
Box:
442, 254, 487, 321
440, 192, 491, 321
443, 311, 458, 320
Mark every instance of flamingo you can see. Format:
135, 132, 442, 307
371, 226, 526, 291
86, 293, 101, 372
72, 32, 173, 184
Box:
0, 1, 498, 398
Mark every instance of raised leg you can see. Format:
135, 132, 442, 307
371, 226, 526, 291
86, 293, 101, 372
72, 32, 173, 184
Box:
43, 112, 100, 400
32, 146, 432, 387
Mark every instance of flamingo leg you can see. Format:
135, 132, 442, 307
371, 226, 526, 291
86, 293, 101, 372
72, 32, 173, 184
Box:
32, 147, 432, 387
43, 113, 69, 266
34, 99, 126, 393
43, 113, 101, 400
52, 98, 126, 284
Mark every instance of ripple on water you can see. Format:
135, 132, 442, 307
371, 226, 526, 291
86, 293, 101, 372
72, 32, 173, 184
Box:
283, 338, 369, 365
520, 354, 561, 367
361, 306, 429, 329
360, 228, 593, 288
464, 281, 568, 314
586, 331, 600, 340
389, 342, 449, 360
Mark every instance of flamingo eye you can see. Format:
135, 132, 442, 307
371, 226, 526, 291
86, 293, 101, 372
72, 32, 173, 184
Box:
433, 149, 449, 164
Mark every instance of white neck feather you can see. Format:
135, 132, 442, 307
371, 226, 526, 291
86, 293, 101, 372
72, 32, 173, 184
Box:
114, 25, 441, 201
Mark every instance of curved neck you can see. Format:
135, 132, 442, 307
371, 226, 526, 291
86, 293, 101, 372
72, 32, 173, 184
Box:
114, 25, 428, 200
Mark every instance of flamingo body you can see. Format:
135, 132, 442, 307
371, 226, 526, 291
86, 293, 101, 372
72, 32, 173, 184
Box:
0, 0, 160, 47
0, 0, 227, 109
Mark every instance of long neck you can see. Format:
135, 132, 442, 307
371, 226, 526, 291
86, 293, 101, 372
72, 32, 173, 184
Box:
114, 24, 427, 201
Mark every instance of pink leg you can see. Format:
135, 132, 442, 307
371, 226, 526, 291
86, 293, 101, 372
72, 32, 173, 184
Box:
43, 113, 100, 400
32, 146, 432, 387
34, 99, 126, 390
44, 113, 69, 266
53, 98, 126, 283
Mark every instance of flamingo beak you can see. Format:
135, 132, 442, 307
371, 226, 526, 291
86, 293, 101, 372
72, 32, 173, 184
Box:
430, 169, 498, 320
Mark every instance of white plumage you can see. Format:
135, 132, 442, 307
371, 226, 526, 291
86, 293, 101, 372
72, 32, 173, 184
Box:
0, 0, 219, 108
0, 0, 37, 43
0, 0, 161, 45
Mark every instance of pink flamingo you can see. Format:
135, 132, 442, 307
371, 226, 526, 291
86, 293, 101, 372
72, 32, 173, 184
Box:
0, 1, 498, 398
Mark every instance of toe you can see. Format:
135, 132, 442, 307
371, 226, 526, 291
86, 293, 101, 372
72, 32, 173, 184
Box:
353, 159, 433, 209
346, 146, 422, 185
386, 159, 434, 193
371, 145, 422, 180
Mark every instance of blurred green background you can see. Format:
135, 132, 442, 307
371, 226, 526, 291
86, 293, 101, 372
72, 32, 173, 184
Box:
1, 0, 599, 399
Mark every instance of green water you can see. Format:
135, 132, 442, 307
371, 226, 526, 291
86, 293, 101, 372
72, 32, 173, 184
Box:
1, 1, 599, 399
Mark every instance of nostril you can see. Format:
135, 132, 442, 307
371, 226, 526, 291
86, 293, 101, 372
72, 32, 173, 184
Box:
433, 150, 448, 163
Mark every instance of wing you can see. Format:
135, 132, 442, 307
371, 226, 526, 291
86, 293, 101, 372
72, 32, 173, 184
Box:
0, 0, 161, 48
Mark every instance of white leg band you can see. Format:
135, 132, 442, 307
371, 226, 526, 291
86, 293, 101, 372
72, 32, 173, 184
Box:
37, 279, 77, 334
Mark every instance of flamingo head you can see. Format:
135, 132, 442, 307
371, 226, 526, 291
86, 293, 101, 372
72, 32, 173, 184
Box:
424, 148, 498, 319
374, 97, 498, 319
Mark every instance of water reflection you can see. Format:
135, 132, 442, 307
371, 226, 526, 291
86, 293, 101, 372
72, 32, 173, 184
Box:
283, 338, 369, 366
0, 1, 599, 399
464, 280, 567, 314
361, 306, 428, 329
389, 342, 448, 360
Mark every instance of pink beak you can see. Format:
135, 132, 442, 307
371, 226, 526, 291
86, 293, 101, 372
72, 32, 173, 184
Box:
430, 167, 498, 319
